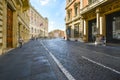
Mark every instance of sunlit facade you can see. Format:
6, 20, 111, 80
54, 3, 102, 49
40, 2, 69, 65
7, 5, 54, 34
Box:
65, 0, 82, 41
29, 5, 48, 38
0, 0, 30, 54
80, 0, 120, 43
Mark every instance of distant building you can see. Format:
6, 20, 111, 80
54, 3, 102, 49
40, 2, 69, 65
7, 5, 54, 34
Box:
49, 30, 65, 38
29, 5, 48, 39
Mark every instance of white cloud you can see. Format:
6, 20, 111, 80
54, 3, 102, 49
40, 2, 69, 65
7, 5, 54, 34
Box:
39, 0, 56, 6
39, 0, 50, 6
49, 21, 55, 32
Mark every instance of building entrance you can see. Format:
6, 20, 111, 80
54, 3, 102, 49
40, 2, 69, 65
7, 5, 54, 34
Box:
7, 6, 13, 48
88, 19, 96, 42
106, 11, 120, 43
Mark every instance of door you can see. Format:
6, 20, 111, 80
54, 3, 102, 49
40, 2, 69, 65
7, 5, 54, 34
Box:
7, 6, 13, 48
88, 19, 96, 42
106, 11, 120, 43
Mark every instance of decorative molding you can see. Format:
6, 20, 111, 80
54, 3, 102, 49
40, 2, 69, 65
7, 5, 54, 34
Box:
65, 0, 75, 10
80, 0, 108, 14
7, 0, 16, 11
102, 0, 120, 14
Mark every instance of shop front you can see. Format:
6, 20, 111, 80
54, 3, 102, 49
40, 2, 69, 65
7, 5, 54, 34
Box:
106, 11, 120, 43
88, 19, 96, 42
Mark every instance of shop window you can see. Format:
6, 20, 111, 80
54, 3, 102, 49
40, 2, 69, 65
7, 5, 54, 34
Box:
66, 27, 71, 37
92, 23, 97, 36
113, 16, 120, 39
74, 24, 79, 37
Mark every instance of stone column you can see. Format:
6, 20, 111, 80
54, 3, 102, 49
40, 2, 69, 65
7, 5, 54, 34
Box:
100, 16, 103, 35
83, 19, 87, 35
71, 24, 74, 38
96, 8, 100, 35
81, 17, 87, 42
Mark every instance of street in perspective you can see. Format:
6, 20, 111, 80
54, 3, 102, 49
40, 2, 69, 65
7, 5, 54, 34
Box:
0, 38, 120, 80
0, 0, 120, 80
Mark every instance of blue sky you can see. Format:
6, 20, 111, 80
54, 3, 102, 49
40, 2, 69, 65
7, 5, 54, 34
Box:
30, 0, 66, 32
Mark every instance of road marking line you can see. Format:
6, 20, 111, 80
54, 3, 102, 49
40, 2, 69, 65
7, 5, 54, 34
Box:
40, 42, 76, 80
82, 56, 120, 75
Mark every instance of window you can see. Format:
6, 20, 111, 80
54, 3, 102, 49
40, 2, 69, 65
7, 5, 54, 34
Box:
68, 0, 72, 2
67, 9, 72, 21
75, 6, 78, 16
68, 11, 70, 20
113, 16, 120, 39
74, 24, 79, 37
67, 26, 71, 37
88, 0, 96, 4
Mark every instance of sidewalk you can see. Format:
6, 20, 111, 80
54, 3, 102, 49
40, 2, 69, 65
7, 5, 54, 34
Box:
0, 40, 67, 80
86, 42, 120, 49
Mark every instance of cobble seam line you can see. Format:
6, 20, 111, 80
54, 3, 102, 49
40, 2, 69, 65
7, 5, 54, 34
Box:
77, 44, 120, 59
82, 56, 120, 75
40, 41, 76, 80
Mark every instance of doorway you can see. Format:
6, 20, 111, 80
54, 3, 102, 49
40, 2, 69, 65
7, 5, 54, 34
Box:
7, 6, 13, 48
106, 11, 120, 43
88, 19, 96, 42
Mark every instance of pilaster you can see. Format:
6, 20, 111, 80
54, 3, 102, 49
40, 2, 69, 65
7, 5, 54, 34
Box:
96, 8, 100, 35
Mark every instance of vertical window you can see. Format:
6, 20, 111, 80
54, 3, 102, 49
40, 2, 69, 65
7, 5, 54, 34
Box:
68, 11, 70, 20
113, 16, 120, 39
68, 9, 72, 21
74, 24, 79, 37
75, 6, 78, 16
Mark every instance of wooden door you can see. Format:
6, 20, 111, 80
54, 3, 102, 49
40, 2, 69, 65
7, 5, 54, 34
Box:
7, 6, 13, 48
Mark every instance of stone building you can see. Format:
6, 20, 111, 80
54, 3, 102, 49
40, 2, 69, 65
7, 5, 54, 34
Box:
29, 5, 48, 39
65, 0, 82, 41
80, 0, 120, 43
49, 29, 65, 38
0, 0, 30, 55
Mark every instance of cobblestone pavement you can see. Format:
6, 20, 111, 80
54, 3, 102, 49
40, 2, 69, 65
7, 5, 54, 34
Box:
42, 38, 120, 80
0, 40, 67, 80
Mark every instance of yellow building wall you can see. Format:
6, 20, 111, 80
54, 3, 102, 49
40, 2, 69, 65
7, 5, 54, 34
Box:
0, 0, 30, 55
81, 0, 120, 42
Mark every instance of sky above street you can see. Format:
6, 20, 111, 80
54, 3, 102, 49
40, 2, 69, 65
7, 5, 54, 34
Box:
30, 0, 66, 32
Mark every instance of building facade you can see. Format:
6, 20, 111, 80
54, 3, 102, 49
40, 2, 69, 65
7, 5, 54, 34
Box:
49, 29, 65, 38
29, 5, 48, 39
80, 0, 120, 43
65, 0, 82, 41
0, 0, 30, 55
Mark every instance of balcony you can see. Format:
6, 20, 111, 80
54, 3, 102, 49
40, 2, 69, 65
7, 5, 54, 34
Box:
80, 0, 108, 14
